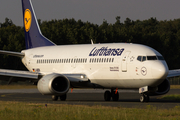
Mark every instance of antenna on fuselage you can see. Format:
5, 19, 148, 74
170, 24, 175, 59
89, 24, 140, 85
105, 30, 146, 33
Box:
91, 39, 94, 45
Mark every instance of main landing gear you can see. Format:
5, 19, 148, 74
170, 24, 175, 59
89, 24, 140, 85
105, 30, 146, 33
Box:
52, 94, 67, 101
104, 89, 119, 101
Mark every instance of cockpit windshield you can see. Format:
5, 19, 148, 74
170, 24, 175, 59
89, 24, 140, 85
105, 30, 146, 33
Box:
137, 55, 164, 62
147, 56, 157, 60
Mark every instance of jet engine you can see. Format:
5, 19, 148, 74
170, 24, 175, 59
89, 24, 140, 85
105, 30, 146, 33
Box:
148, 78, 170, 96
37, 73, 70, 95
154, 78, 170, 95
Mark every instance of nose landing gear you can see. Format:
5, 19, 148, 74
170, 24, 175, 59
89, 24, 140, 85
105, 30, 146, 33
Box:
140, 94, 149, 102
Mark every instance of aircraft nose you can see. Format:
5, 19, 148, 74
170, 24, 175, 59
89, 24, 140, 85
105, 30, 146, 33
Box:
152, 61, 169, 79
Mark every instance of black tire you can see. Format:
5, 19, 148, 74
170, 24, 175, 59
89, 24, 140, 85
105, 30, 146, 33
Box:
145, 95, 149, 102
60, 94, 67, 101
104, 90, 111, 101
140, 95, 145, 103
140, 94, 149, 102
112, 91, 119, 101
52, 95, 58, 101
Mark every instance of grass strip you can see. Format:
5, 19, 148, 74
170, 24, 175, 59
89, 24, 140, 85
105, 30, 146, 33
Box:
160, 94, 180, 101
0, 101, 180, 120
170, 85, 180, 89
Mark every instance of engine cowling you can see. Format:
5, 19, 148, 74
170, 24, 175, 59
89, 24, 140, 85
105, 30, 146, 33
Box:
37, 73, 70, 95
155, 78, 170, 95
148, 78, 170, 96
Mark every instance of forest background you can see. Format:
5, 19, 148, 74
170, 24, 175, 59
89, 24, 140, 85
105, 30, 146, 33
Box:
0, 16, 180, 71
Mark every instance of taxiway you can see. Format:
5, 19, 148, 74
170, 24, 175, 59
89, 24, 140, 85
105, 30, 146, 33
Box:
0, 89, 179, 109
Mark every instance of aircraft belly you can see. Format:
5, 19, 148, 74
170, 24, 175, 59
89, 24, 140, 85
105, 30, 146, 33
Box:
91, 78, 161, 88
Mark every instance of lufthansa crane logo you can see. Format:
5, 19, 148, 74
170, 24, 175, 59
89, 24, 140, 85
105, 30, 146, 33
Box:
24, 9, 32, 32
141, 67, 147, 76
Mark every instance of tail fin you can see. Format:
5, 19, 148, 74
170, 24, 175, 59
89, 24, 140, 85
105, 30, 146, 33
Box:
22, 0, 56, 49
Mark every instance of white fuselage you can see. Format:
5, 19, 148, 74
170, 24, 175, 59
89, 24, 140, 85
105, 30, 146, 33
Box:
21, 43, 169, 89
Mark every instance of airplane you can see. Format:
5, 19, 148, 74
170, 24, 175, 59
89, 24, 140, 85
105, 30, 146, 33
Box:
0, 0, 180, 103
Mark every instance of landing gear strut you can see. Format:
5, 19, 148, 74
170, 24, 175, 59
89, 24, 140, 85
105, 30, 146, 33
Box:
51, 94, 67, 101
140, 94, 149, 102
104, 89, 119, 101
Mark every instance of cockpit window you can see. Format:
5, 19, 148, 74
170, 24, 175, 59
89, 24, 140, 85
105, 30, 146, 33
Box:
137, 55, 164, 62
142, 56, 147, 61
137, 56, 146, 62
157, 56, 164, 60
147, 56, 157, 60
137, 56, 142, 61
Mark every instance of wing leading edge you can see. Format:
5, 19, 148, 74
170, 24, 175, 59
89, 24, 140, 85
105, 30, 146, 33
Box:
0, 69, 39, 84
167, 69, 180, 78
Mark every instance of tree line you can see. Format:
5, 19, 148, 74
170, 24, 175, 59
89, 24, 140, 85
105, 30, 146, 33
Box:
0, 17, 180, 70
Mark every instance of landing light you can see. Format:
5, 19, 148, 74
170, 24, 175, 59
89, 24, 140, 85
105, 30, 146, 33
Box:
81, 75, 85, 79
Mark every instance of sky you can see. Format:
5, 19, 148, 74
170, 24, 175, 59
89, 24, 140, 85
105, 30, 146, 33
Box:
1, 0, 180, 26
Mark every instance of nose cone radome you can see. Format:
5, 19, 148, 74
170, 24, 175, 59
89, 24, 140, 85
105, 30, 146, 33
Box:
152, 61, 169, 80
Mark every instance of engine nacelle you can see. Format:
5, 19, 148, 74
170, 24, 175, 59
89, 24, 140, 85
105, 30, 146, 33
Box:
155, 78, 170, 95
147, 78, 170, 96
37, 73, 70, 95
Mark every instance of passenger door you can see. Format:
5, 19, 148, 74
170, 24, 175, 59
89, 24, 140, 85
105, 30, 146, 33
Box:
121, 51, 131, 72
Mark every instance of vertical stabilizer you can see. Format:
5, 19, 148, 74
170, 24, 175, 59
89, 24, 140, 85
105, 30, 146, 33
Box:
22, 0, 56, 49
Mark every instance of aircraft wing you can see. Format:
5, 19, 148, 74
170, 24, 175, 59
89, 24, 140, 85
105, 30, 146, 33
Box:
167, 69, 180, 78
0, 68, 88, 84
62, 74, 89, 82
0, 69, 39, 84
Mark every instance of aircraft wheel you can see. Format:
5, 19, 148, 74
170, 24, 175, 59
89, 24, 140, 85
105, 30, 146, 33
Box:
145, 95, 149, 102
52, 95, 58, 101
112, 91, 119, 101
60, 94, 67, 101
140, 95, 146, 102
104, 90, 111, 101
140, 94, 149, 102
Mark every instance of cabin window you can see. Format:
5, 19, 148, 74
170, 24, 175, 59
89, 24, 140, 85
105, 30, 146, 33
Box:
98, 58, 100, 62
71, 59, 73, 63
97, 58, 99, 63
80, 59, 82, 63
104, 58, 106, 62
94, 58, 96, 63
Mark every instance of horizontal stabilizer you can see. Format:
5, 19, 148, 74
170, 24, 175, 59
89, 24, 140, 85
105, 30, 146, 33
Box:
0, 50, 24, 57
